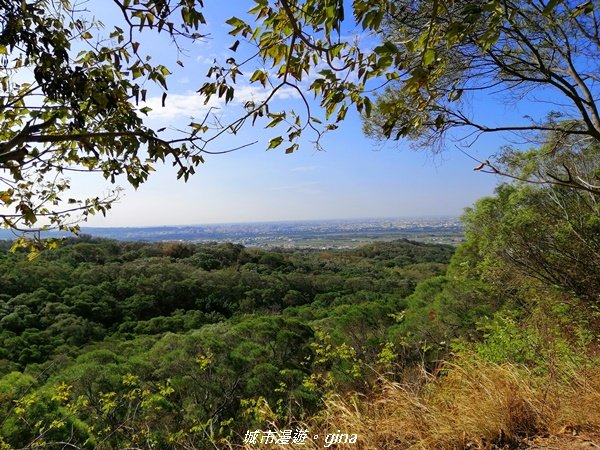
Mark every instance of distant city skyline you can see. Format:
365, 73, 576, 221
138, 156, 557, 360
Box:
1, 216, 463, 248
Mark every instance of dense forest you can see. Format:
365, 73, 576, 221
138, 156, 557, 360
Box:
0, 233, 453, 448
2, 171, 600, 449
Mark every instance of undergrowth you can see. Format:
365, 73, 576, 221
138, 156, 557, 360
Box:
232, 353, 600, 450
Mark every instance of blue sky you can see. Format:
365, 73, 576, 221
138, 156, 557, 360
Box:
79, 1, 514, 226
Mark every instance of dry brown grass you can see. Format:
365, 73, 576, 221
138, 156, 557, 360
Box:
549, 367, 600, 433
231, 356, 600, 450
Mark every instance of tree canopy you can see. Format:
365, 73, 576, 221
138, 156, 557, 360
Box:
360, 0, 600, 192
207, 0, 600, 192
0, 0, 599, 240
0, 0, 209, 241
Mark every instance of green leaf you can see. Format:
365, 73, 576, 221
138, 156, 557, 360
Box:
131, 66, 143, 79
249, 69, 267, 87
19, 203, 36, 224
434, 113, 445, 129
364, 97, 372, 117
225, 17, 246, 28
267, 136, 283, 150
225, 86, 234, 103
284, 143, 298, 154
266, 113, 285, 128
449, 88, 463, 101
0, 191, 11, 204
423, 48, 436, 66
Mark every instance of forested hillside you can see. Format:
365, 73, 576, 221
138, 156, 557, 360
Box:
2, 165, 599, 449
0, 237, 454, 448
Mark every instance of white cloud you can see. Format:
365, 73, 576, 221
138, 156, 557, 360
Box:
143, 84, 302, 122
143, 92, 221, 121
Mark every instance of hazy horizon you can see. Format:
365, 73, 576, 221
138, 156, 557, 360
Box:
79, 214, 460, 229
